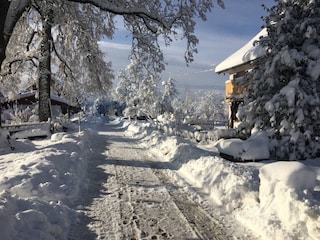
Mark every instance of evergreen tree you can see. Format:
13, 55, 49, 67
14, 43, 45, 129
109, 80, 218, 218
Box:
115, 69, 132, 106
239, 0, 320, 160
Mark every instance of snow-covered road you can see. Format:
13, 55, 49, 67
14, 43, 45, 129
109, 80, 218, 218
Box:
73, 121, 230, 240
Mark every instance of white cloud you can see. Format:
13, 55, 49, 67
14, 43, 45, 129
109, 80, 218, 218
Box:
98, 41, 131, 51
98, 41, 131, 75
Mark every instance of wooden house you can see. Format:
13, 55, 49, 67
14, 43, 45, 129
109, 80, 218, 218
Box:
2, 90, 79, 124
14, 92, 72, 115
215, 28, 267, 128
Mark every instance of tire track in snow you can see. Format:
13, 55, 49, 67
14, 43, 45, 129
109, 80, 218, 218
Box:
73, 121, 232, 239
154, 170, 231, 240
107, 139, 199, 239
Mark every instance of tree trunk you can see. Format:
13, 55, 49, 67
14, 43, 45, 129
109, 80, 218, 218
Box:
38, 2, 53, 122
0, 1, 11, 126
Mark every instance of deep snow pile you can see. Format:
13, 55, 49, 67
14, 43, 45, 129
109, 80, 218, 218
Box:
127, 120, 320, 240
0, 129, 91, 240
237, 161, 319, 239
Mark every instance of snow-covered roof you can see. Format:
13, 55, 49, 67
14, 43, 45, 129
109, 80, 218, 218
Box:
215, 28, 267, 74
18, 92, 35, 99
16, 92, 70, 105
50, 94, 69, 105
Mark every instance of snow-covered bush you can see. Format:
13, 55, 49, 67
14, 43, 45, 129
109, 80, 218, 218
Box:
115, 59, 226, 131
10, 107, 37, 124
239, 0, 320, 160
0, 127, 12, 151
51, 113, 76, 132
194, 90, 225, 123
93, 97, 124, 116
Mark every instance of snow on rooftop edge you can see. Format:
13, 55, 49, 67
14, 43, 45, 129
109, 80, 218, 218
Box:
17, 92, 70, 105
215, 28, 267, 73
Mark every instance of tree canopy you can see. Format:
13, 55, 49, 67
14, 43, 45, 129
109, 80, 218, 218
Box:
1, 0, 225, 68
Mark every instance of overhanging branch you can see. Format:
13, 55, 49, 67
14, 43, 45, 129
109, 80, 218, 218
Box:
66, 0, 180, 30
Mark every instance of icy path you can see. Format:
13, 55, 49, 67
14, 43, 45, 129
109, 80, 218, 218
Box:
73, 121, 230, 240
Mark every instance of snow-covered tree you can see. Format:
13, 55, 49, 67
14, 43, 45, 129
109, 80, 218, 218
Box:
239, 0, 320, 160
137, 75, 160, 118
160, 78, 178, 114
115, 69, 132, 106
93, 97, 123, 116
116, 58, 160, 119
51, 2, 114, 105
194, 90, 225, 123
1, 1, 113, 121
172, 89, 226, 126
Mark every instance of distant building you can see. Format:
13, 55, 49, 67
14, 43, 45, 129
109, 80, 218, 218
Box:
13, 92, 72, 115
215, 28, 267, 128
2, 85, 79, 124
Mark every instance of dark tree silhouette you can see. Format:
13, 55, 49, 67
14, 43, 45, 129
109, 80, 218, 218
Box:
0, 0, 30, 66
0, 0, 12, 65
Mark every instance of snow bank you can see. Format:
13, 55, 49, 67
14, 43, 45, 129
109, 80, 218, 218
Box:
126, 120, 153, 138
0, 130, 91, 240
177, 156, 259, 211
260, 161, 316, 192
126, 120, 320, 239
0, 190, 76, 240
238, 161, 320, 240
132, 121, 212, 167
1, 131, 90, 202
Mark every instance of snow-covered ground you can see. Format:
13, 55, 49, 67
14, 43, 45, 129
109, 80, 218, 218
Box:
0, 123, 90, 239
0, 116, 319, 239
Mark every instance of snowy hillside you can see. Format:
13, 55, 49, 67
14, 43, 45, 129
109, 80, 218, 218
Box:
0, 116, 319, 239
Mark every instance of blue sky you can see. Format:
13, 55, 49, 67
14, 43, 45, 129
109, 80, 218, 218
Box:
99, 0, 275, 93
